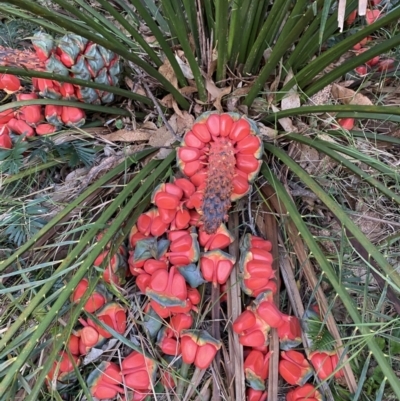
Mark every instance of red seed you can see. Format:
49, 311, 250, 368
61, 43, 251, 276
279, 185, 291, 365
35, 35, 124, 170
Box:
0, 126, 12, 149
144, 259, 168, 275
174, 178, 195, 198
150, 215, 168, 237
192, 123, 211, 143
365, 9, 381, 25
184, 131, 205, 148
155, 192, 180, 210
174, 209, 191, 230
338, 118, 355, 130
164, 183, 184, 199
377, 59, 395, 72
0, 74, 21, 93
170, 234, 192, 252
7, 118, 35, 137
236, 154, 260, 174
177, 147, 202, 163
219, 114, 234, 137
230, 119, 250, 142
158, 207, 177, 224
36, 123, 57, 135
346, 10, 357, 25
366, 56, 380, 67
232, 174, 250, 195
16, 93, 38, 101
355, 65, 368, 76
190, 169, 208, 187
137, 213, 152, 235
183, 159, 203, 177
237, 135, 262, 154
206, 114, 220, 136
0, 110, 14, 125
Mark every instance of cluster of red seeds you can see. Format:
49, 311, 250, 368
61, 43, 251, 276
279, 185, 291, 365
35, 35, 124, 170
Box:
0, 32, 120, 104
233, 235, 346, 401
0, 91, 86, 149
40, 112, 347, 400
0, 31, 121, 150
346, 1, 396, 76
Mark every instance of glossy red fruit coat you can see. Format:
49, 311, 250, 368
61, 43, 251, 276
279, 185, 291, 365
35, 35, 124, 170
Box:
122, 351, 157, 390
7, 118, 35, 137
0, 74, 21, 93
61, 106, 86, 127
233, 310, 270, 348
244, 350, 270, 390
247, 388, 268, 401
146, 266, 188, 309
71, 277, 108, 313
365, 9, 381, 25
337, 118, 354, 130
87, 361, 124, 400
198, 224, 234, 251
279, 350, 313, 386
88, 302, 126, 339
286, 383, 322, 401
36, 123, 57, 135
79, 326, 101, 354
309, 351, 333, 381
219, 114, 234, 137
67, 334, 80, 356
229, 118, 250, 142
200, 249, 236, 286
180, 330, 221, 369
192, 123, 211, 143
206, 113, 220, 136
0, 110, 14, 124
277, 315, 302, 350
0, 125, 12, 149
170, 313, 193, 334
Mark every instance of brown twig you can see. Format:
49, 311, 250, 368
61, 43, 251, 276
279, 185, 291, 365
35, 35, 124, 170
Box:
228, 212, 245, 400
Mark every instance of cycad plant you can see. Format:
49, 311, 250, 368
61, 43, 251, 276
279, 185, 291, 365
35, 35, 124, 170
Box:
1, 0, 400, 400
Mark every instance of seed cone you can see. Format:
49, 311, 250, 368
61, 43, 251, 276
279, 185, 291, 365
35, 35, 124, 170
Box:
0, 32, 120, 104
177, 112, 263, 235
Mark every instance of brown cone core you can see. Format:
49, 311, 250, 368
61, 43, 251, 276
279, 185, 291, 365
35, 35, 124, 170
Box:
202, 138, 235, 234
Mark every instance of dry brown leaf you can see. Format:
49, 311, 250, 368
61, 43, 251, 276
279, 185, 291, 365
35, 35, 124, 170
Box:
271, 104, 298, 132
159, 58, 178, 89
231, 86, 252, 98
281, 69, 301, 110
295, 143, 321, 174
206, 78, 231, 112
98, 129, 152, 142
124, 76, 134, 91
148, 111, 195, 159
160, 93, 183, 118
144, 35, 156, 44
257, 122, 278, 140
331, 83, 373, 106
175, 54, 194, 79
180, 86, 198, 96
226, 86, 252, 111
148, 126, 174, 160
169, 111, 195, 134
307, 84, 332, 106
